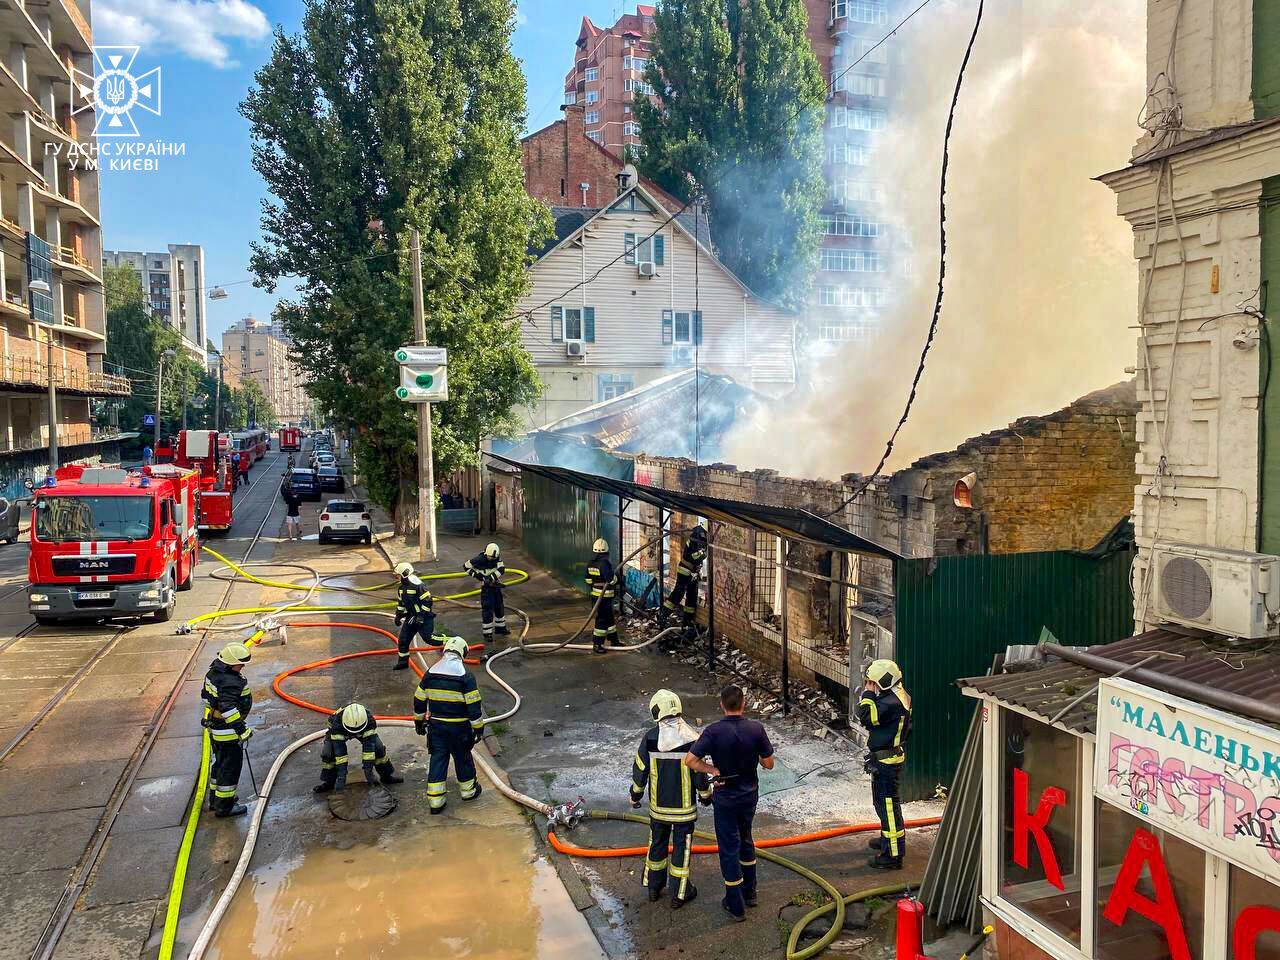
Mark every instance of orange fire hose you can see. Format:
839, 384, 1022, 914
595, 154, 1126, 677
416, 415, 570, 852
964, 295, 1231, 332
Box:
270, 621, 484, 720
546, 815, 942, 858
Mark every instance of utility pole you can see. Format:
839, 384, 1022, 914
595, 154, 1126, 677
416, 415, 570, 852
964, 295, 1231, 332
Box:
411, 228, 437, 562
154, 351, 166, 449
46, 327, 58, 472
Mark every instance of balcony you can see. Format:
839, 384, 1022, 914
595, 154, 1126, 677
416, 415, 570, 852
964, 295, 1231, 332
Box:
55, 244, 101, 283
0, 424, 124, 456
0, 337, 130, 396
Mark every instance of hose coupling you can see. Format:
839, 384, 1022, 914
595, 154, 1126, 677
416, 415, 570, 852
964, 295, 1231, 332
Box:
176, 624, 192, 635
547, 796, 587, 831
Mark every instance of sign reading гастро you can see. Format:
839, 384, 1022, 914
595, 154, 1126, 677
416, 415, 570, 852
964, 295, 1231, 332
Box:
1095, 677, 1280, 883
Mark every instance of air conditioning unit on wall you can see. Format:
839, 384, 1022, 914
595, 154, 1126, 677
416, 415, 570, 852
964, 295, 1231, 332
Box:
637, 261, 656, 277
672, 345, 693, 362
565, 340, 586, 358
1148, 543, 1280, 639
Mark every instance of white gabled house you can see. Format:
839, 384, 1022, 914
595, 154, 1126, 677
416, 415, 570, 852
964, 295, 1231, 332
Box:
516, 182, 797, 429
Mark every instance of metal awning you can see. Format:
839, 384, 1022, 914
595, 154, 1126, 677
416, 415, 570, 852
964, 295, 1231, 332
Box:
489, 453, 901, 559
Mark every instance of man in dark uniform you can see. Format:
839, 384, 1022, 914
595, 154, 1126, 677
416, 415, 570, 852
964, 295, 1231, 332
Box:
857, 659, 913, 870
464, 543, 508, 640
660, 522, 708, 638
585, 537, 618, 653
630, 689, 711, 908
313, 703, 404, 793
201, 642, 254, 818
413, 636, 485, 813
685, 684, 774, 922
393, 561, 437, 671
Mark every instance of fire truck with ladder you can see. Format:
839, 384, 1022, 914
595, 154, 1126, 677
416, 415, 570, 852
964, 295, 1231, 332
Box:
27, 464, 201, 625
171, 429, 236, 532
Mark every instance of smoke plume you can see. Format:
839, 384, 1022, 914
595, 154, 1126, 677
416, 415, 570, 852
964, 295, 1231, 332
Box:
723, 0, 1145, 479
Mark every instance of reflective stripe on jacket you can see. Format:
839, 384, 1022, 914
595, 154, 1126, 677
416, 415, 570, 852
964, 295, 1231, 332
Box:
629, 726, 710, 823
201, 659, 251, 741
413, 669, 484, 731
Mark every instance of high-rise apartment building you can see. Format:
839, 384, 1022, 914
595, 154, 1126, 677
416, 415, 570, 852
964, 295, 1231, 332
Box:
562, 5, 658, 156
103, 243, 207, 362
0, 0, 131, 496
221, 316, 311, 427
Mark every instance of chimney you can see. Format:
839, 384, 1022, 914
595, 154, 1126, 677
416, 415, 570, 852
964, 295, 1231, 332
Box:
562, 102, 586, 144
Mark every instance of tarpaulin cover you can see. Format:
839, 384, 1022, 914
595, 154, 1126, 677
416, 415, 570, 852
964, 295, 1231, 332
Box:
488, 453, 901, 560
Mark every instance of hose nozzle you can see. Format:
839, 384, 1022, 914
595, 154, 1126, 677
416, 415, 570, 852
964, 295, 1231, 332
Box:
547, 796, 587, 831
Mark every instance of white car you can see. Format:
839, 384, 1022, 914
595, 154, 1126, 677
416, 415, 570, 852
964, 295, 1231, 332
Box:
319, 499, 372, 545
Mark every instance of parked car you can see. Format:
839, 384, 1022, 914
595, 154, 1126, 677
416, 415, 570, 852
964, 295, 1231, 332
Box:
316, 465, 345, 492
311, 453, 337, 470
0, 496, 20, 544
284, 468, 321, 502
319, 499, 371, 544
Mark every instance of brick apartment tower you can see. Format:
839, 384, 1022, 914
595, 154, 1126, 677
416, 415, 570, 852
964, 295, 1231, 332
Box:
562, 5, 658, 156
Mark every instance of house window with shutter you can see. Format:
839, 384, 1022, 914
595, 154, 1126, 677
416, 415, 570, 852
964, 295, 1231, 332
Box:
669, 310, 703, 346
552, 305, 595, 342
624, 231, 665, 266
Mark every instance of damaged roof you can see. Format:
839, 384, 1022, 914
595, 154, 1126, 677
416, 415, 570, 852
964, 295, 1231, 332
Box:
960, 628, 1280, 734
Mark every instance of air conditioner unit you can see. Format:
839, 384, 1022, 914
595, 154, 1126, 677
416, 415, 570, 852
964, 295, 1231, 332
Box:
637, 261, 656, 277
672, 345, 693, 363
565, 340, 586, 358
1148, 542, 1280, 639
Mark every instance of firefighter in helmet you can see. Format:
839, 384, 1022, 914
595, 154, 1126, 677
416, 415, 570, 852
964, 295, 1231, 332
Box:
393, 561, 437, 671
585, 537, 619, 653
659, 521, 708, 642
413, 636, 485, 813
857, 659, 913, 869
464, 543, 508, 641
201, 642, 254, 818
313, 703, 404, 793
630, 689, 710, 908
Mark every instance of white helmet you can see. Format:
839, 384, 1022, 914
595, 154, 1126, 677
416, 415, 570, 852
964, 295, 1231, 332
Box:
484, 542, 501, 559
443, 636, 469, 658
394, 561, 414, 577
218, 642, 252, 665
341, 703, 369, 732
650, 689, 682, 721
866, 659, 903, 690
592, 538, 609, 553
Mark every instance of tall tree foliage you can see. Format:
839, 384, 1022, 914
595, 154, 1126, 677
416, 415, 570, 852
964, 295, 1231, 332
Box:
241, 0, 548, 513
634, 0, 826, 305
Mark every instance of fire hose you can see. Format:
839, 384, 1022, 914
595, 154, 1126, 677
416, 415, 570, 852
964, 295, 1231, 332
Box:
167, 553, 940, 960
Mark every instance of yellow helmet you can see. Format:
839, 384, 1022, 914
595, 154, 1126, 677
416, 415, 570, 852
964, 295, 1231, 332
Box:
341, 703, 369, 732
218, 642, 252, 665
649, 689, 682, 721
443, 636, 469, 658
394, 561, 414, 577
866, 659, 903, 690
592, 538, 609, 553
484, 542, 501, 559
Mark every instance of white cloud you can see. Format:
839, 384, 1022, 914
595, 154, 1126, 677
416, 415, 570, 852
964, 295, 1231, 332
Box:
96, 0, 270, 69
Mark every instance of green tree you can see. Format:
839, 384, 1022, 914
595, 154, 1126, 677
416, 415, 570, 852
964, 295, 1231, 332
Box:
104, 265, 158, 437
634, 0, 826, 305
241, 0, 549, 515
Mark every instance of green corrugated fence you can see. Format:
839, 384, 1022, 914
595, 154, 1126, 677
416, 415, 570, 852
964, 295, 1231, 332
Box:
894, 548, 1134, 801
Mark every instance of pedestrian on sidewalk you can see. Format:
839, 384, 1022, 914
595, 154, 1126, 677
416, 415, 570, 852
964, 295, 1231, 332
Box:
412, 636, 485, 813
857, 659, 912, 870
684, 683, 775, 922
464, 542, 508, 641
585, 538, 619, 653
393, 561, 437, 671
630, 690, 710, 908
282, 482, 302, 540
201, 642, 255, 818
313, 703, 404, 793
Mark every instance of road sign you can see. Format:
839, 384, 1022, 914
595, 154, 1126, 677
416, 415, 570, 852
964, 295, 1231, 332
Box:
395, 345, 449, 403
142, 414, 156, 426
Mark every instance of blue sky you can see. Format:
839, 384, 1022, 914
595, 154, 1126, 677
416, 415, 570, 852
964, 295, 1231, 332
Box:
96, 0, 628, 345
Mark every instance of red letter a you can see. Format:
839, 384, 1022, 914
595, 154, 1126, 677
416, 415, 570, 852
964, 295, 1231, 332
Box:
1102, 827, 1192, 960
1011, 767, 1066, 891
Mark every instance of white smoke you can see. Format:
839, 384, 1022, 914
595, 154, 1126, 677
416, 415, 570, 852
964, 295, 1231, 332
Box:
723, 0, 1146, 479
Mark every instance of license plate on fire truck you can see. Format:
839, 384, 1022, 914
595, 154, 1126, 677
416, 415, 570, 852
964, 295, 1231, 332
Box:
76, 591, 112, 600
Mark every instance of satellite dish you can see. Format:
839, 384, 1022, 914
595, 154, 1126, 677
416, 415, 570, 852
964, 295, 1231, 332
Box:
621, 163, 638, 186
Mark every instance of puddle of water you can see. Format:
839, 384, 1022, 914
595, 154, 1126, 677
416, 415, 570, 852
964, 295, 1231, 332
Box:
207, 822, 604, 960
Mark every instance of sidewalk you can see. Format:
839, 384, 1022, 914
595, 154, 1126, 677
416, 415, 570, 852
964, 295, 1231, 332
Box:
371, 514, 944, 959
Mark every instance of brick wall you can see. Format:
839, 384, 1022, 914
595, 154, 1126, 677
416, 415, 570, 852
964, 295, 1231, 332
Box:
991, 917, 1057, 960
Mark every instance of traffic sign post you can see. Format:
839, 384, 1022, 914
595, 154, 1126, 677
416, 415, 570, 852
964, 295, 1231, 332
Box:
395, 342, 447, 561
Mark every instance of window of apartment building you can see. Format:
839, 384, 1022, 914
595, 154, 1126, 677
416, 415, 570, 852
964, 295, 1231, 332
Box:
1095, 803, 1206, 960
837, 74, 886, 97
818, 315, 877, 342
831, 106, 887, 130
829, 0, 847, 21
153, 259, 164, 268
624, 78, 655, 95
999, 711, 1083, 945
750, 533, 781, 625
624, 231, 665, 266
586, 130, 603, 144
818, 285, 884, 308
597, 373, 635, 402
623, 55, 648, 72
820, 248, 883, 272
549, 305, 596, 343
828, 142, 870, 166
624, 121, 640, 137
624, 104, 632, 114
564, 91, 577, 105
850, 37, 889, 64
585, 67, 599, 82
586, 111, 600, 125
821, 214, 883, 237
586, 89, 599, 104
833, 180, 885, 204
850, 0, 888, 25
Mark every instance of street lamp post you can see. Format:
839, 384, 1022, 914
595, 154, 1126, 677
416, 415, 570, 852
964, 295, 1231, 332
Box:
156, 348, 176, 448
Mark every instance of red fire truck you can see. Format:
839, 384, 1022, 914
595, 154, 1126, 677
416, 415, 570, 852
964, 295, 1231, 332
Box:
278, 427, 301, 451
27, 464, 201, 625
173, 430, 235, 532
